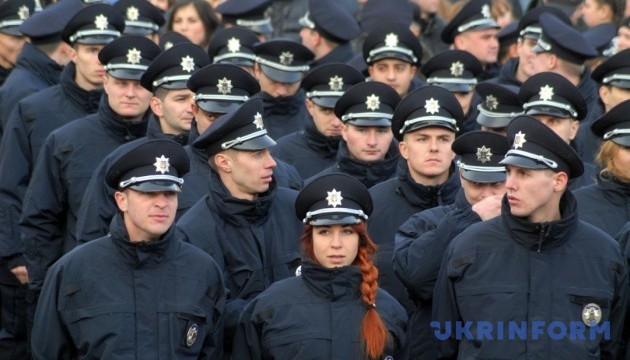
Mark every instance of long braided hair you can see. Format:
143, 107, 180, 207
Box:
301, 222, 389, 359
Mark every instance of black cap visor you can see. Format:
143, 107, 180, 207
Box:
499, 154, 550, 170
108, 68, 145, 81
476, 109, 514, 128
461, 168, 506, 183
610, 135, 630, 147
346, 118, 391, 127
260, 63, 303, 83
526, 107, 574, 120
431, 81, 475, 93
0, 27, 23, 37
368, 50, 414, 65
308, 213, 363, 226
197, 99, 242, 114
310, 96, 340, 109
128, 180, 182, 193
232, 134, 276, 151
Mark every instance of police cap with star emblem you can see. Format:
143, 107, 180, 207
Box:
362, 22, 423, 66
19, 0, 83, 45
254, 39, 313, 83
105, 138, 190, 192
518, 72, 587, 120
452, 131, 508, 183
216, 0, 272, 35
207, 27, 258, 67
391, 85, 463, 141
475, 82, 522, 129
334, 81, 401, 128
295, 173, 372, 226
591, 48, 630, 89
113, 0, 165, 37
187, 63, 260, 114
582, 23, 616, 57
517, 5, 571, 40
159, 30, 190, 50
441, 0, 499, 44
421, 50, 483, 93
61, 4, 125, 45
301, 63, 365, 109
99, 35, 161, 80
141, 43, 210, 92
0, 0, 36, 36
532, 13, 598, 65
500, 115, 583, 178
298, 0, 360, 43
359, 0, 413, 34
591, 100, 630, 147
193, 97, 275, 157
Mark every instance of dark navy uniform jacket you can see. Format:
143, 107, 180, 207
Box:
434, 193, 628, 359
310, 42, 355, 68
0, 43, 63, 141
574, 68, 604, 165
32, 214, 225, 359
483, 57, 520, 92
255, 89, 310, 141
232, 262, 408, 360
368, 162, 460, 313
568, 161, 597, 191
20, 95, 148, 292
176, 174, 303, 351
574, 177, 630, 238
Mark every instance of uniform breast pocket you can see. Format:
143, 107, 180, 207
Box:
63, 303, 136, 352
226, 264, 260, 298
456, 284, 529, 323
271, 252, 301, 279
157, 304, 210, 358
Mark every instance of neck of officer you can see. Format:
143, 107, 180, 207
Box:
218, 169, 259, 201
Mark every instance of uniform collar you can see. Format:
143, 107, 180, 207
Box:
335, 140, 400, 188
300, 262, 362, 300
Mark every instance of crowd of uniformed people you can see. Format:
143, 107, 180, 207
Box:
0, 0, 629, 358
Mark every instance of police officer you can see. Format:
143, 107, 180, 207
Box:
0, 0, 35, 86
362, 22, 424, 97
421, 49, 484, 134
582, 23, 616, 70
272, 63, 365, 178
441, 0, 500, 80
368, 85, 461, 315
433, 115, 628, 358
394, 131, 508, 359
215, 0, 272, 41
475, 82, 522, 134
207, 26, 258, 74
20, 36, 160, 330
75, 43, 210, 244
298, 0, 360, 67
233, 173, 408, 359
253, 39, 314, 140
176, 98, 304, 354
31, 139, 226, 359
591, 48, 630, 113
307, 81, 401, 188
113, 0, 165, 42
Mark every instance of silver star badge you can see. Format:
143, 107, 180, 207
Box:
385, 33, 399, 47
365, 94, 380, 111
227, 37, 241, 53
217, 77, 233, 95
126, 6, 139, 21
279, 51, 294, 65
513, 131, 526, 149
126, 48, 141, 64
425, 98, 440, 114
326, 189, 343, 207
328, 75, 343, 91
17, 5, 29, 20
485, 95, 499, 110
181, 55, 195, 72
476, 146, 493, 163
253, 112, 264, 129
164, 41, 174, 50
539, 85, 554, 101
450, 61, 464, 77
94, 14, 109, 31
481, 4, 491, 18
153, 155, 170, 174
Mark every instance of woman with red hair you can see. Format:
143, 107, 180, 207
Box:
232, 173, 408, 359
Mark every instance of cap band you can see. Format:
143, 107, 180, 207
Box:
305, 90, 344, 98
504, 149, 558, 168
534, 36, 552, 51
602, 73, 630, 85
367, 46, 418, 64
457, 161, 505, 173
119, 174, 184, 189
256, 56, 310, 72
69, 29, 121, 43
457, 18, 498, 33
523, 99, 577, 118
236, 17, 271, 27
194, 93, 249, 102
603, 128, 630, 140
304, 207, 368, 223
213, 52, 256, 63
298, 12, 314, 29
0, 20, 24, 29
125, 20, 159, 32
341, 112, 392, 122
399, 116, 459, 134
221, 129, 268, 149
428, 77, 478, 85
519, 26, 541, 38
153, 74, 192, 88
105, 63, 148, 71
477, 105, 523, 118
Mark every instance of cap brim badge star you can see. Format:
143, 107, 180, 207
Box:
218, 77, 233, 95
227, 37, 241, 53
476, 145, 493, 163
513, 131, 526, 149
326, 189, 343, 207
127, 6, 139, 21
539, 85, 554, 101
279, 51, 294, 65
450, 61, 464, 77
94, 14, 109, 31
424, 98, 440, 114
485, 95, 499, 111
154, 155, 171, 174
17, 5, 29, 20
181, 55, 195, 72
253, 112, 264, 129
385, 33, 399, 47
127, 48, 142, 65
365, 94, 380, 111
328, 75, 343, 91
481, 4, 492, 18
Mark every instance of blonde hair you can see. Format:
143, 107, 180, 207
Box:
596, 140, 629, 182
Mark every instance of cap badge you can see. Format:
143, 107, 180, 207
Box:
185, 323, 198, 347
513, 131, 526, 149
217, 77, 233, 95
153, 155, 171, 174
384, 33, 399, 47
329, 75, 344, 91
481, 4, 491, 18
326, 189, 343, 207
450, 61, 464, 77
227, 37, 241, 53
539, 85, 554, 101
582, 303, 602, 327
485, 95, 499, 110
181, 55, 195, 72
126, 48, 142, 65
425, 98, 440, 114
279, 51, 294, 65
94, 14, 109, 31
126, 6, 139, 21
253, 112, 264, 130
365, 94, 380, 111
164, 41, 174, 50
17, 5, 29, 20
476, 146, 493, 163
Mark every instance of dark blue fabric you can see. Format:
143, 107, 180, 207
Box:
574, 176, 630, 238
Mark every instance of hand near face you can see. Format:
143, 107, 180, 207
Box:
472, 194, 503, 221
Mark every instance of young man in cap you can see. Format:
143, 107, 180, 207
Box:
253, 39, 314, 140
176, 98, 304, 354
272, 63, 365, 178
215, 0, 273, 41
0, 0, 35, 86
20, 36, 160, 329
433, 115, 628, 358
475, 82, 522, 134
207, 27, 259, 75
362, 22, 424, 98
394, 131, 508, 359
591, 48, 630, 113
114, 0, 165, 42
298, 0, 360, 67
31, 139, 225, 359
